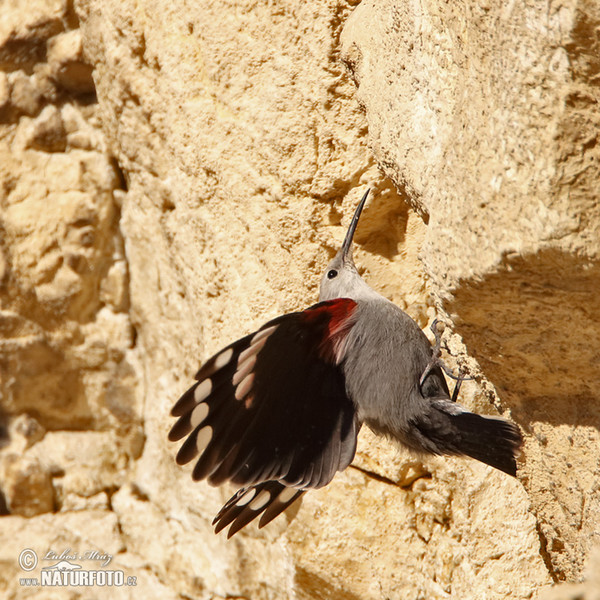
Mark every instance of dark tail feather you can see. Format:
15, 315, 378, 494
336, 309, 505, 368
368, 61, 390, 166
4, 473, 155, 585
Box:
413, 400, 523, 476
447, 411, 522, 475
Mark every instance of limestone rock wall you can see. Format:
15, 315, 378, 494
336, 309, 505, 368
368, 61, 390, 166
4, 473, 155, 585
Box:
341, 0, 600, 584
0, 0, 598, 599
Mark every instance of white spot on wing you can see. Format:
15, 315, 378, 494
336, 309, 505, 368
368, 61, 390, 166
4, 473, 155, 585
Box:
238, 335, 269, 364
249, 489, 271, 510
196, 426, 213, 454
277, 487, 298, 503
235, 488, 257, 506
190, 403, 209, 428
194, 379, 212, 403
251, 325, 277, 345
235, 373, 255, 401
214, 348, 234, 370
232, 354, 256, 386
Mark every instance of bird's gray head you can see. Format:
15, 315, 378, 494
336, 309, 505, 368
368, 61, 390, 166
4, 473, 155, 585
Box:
319, 189, 379, 302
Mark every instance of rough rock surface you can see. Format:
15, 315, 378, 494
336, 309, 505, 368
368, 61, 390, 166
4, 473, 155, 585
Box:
341, 0, 600, 584
0, 0, 597, 599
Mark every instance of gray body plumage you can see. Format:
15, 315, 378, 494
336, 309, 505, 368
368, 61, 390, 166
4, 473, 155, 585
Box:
342, 299, 450, 451
319, 190, 521, 468
319, 245, 450, 454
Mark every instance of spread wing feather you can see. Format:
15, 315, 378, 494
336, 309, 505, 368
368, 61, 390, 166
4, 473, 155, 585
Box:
169, 299, 359, 536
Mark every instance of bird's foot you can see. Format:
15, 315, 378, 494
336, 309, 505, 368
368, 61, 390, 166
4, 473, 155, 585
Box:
419, 319, 472, 400
418, 319, 445, 389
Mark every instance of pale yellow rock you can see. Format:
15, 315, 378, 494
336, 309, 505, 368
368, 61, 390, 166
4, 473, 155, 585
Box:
539, 548, 600, 600
99, 260, 130, 312
341, 0, 600, 584
0, 453, 54, 517
28, 430, 141, 505
22, 105, 67, 152
0, 72, 9, 113
0, 2, 143, 598
8, 414, 46, 452
47, 30, 95, 94
8, 71, 44, 116
61, 490, 110, 511
0, 0, 66, 49
73, 0, 553, 598
0, 131, 138, 429
1, 0, 599, 598
0, 510, 180, 599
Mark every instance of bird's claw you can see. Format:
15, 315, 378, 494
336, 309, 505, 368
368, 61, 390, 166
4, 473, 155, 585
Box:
419, 319, 472, 400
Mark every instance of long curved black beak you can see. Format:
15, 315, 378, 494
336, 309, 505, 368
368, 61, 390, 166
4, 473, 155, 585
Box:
341, 188, 370, 260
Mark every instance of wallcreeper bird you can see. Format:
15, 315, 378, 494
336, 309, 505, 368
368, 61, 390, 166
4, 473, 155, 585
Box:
169, 189, 522, 538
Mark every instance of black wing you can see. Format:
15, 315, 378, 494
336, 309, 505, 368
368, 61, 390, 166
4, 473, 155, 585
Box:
169, 299, 359, 535
212, 481, 305, 538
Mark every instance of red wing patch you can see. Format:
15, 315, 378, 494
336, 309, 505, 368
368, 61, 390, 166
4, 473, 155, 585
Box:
303, 298, 358, 364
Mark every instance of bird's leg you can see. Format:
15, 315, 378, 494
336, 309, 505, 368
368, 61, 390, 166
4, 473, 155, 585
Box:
451, 372, 466, 402
419, 319, 445, 390
419, 319, 472, 399
439, 362, 472, 402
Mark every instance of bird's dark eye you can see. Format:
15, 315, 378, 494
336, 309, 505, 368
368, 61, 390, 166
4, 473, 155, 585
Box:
327, 269, 338, 279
